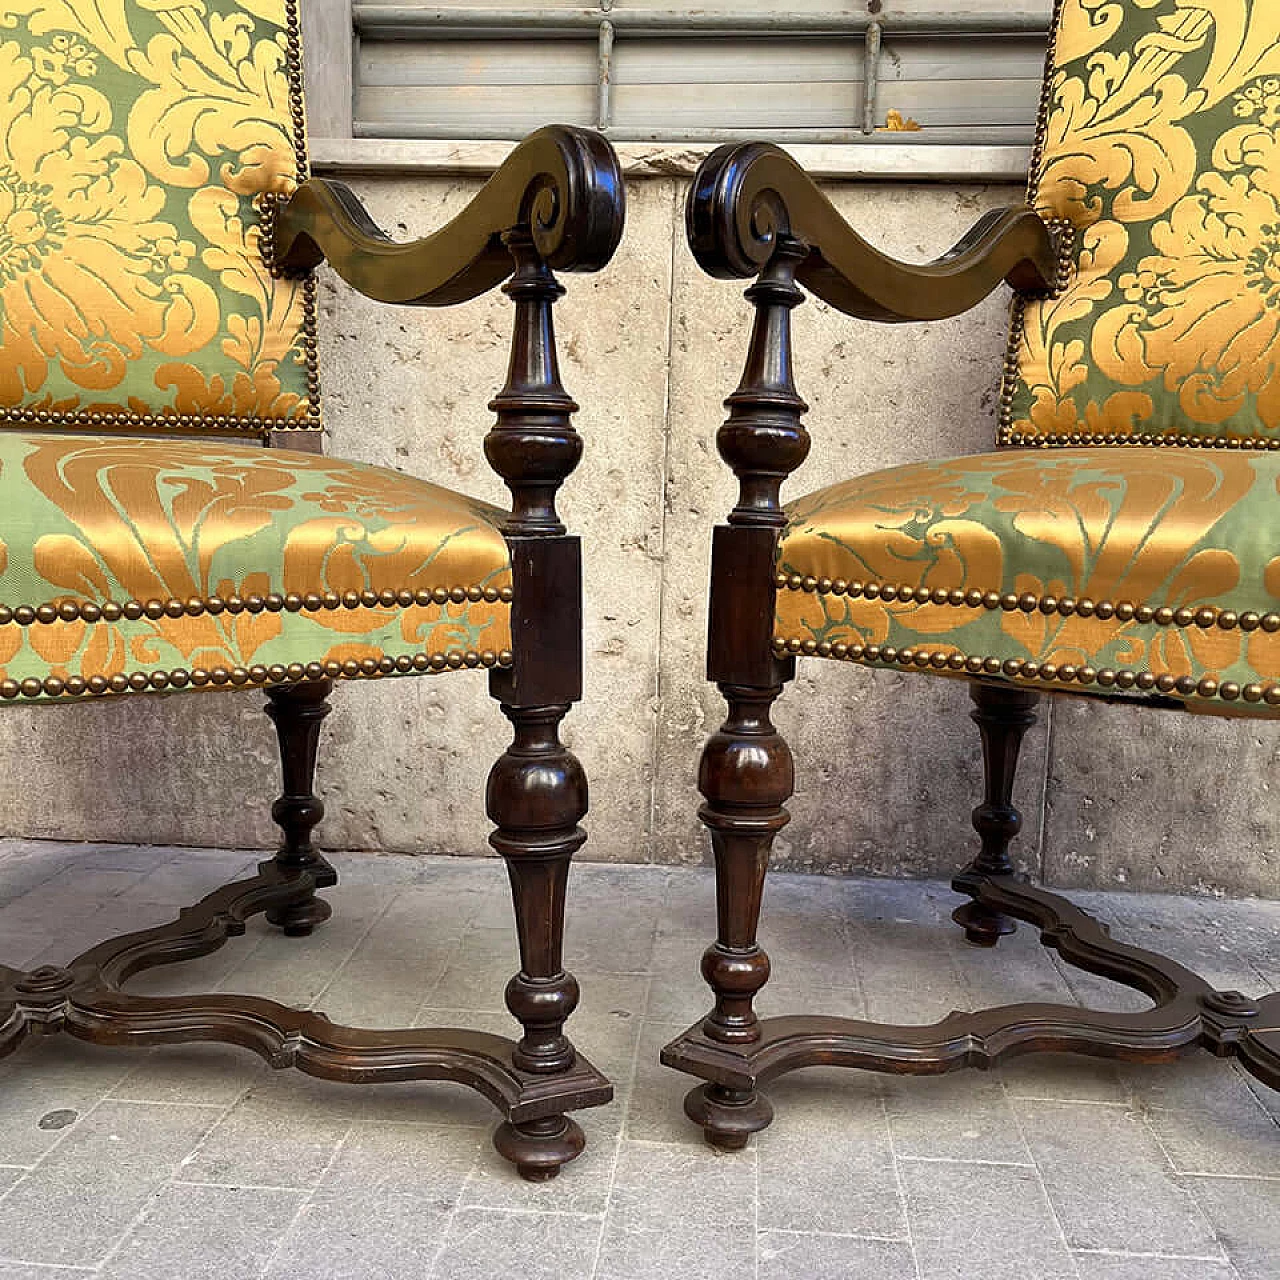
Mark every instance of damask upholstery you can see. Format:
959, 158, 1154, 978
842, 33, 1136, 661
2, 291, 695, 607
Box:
0, 0, 524, 706
1005, 0, 1280, 447
775, 447, 1280, 714
0, 433, 513, 702
0, 0, 316, 434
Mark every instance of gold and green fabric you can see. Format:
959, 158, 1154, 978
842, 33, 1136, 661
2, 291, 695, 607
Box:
0, 0, 517, 703
0, 0, 315, 433
1004, 0, 1280, 447
775, 0, 1280, 715
776, 448, 1280, 713
0, 433, 513, 701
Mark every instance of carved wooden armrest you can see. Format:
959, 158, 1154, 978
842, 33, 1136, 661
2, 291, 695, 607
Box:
688, 141, 1060, 321
271, 124, 625, 305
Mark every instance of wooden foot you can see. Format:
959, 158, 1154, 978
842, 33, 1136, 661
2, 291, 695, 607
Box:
265, 893, 332, 939
683, 1082, 774, 1151
951, 899, 1017, 948
264, 680, 336, 937
493, 1115, 586, 1181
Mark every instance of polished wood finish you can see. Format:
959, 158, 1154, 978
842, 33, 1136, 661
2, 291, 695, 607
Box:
0, 859, 611, 1119
664, 869, 1280, 1092
274, 125, 624, 306
686, 141, 1058, 321
480, 214, 597, 1177
6, 126, 625, 1182
678, 227, 811, 1148
663, 139, 1280, 1148
952, 682, 1040, 947
264, 679, 336, 937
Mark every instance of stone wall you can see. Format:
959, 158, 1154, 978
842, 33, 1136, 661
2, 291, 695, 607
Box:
3, 168, 1275, 899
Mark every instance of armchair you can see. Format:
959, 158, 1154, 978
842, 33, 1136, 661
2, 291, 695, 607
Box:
0, 0, 624, 1180
662, 0, 1280, 1150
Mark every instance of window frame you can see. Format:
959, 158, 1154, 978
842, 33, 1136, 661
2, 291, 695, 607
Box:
302, 2, 1053, 181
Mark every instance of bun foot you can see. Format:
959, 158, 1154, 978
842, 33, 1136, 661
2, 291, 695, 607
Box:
952, 900, 1016, 948
683, 1082, 773, 1151
265, 893, 332, 938
493, 1115, 586, 1181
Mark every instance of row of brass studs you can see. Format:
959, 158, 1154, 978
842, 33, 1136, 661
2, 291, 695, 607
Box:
997, 292, 1030, 440
1048, 218, 1075, 294
998, 428, 1280, 451
772, 635, 1280, 707
775, 574, 1280, 634
998, 0, 1068, 441
0, 585, 514, 628
1025, 0, 1067, 205
0, 649, 515, 702
996, 215, 1074, 438
299, 273, 321, 424
282, 0, 309, 177
254, 192, 322, 426
280, 0, 324, 427
0, 408, 317, 433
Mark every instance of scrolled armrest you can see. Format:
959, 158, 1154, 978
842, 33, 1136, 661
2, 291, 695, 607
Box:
688, 141, 1058, 322
272, 125, 625, 306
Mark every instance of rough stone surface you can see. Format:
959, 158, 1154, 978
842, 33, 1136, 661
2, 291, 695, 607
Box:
0, 170, 1276, 899
0, 842, 1271, 1277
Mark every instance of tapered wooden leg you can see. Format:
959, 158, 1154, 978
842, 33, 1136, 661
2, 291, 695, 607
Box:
686, 682, 793, 1148
952, 680, 1040, 947
487, 700, 588, 1181
264, 679, 336, 937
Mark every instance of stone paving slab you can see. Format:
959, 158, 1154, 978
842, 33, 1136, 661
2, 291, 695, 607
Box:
0, 841, 1271, 1278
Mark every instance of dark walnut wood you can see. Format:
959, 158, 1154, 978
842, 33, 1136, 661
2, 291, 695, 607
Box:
273, 125, 625, 306
677, 233, 810, 1149
480, 206, 598, 1178
263, 679, 336, 937
686, 140, 1058, 321
0, 859, 611, 1122
2, 126, 624, 1183
663, 141, 1280, 1149
952, 682, 1040, 947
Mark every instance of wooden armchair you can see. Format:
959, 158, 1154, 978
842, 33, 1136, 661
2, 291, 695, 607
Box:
0, 0, 624, 1180
662, 0, 1280, 1149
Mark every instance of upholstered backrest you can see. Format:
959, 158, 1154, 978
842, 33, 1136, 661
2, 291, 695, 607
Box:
1002, 0, 1280, 449
0, 0, 318, 437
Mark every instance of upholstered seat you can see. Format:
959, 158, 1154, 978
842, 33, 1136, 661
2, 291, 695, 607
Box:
775, 446, 1280, 713
0, 432, 512, 701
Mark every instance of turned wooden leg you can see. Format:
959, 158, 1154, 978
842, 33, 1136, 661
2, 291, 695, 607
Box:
487, 700, 588, 1182
952, 680, 1040, 947
685, 682, 794, 1149
264, 679, 336, 937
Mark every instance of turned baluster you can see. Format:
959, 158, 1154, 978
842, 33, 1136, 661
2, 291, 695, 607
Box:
686, 236, 811, 1149
264, 678, 337, 937
952, 680, 1041, 946
483, 228, 591, 1180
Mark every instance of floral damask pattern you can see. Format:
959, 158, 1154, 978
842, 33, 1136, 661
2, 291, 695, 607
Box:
1007, 0, 1280, 443
0, 433, 513, 699
775, 448, 1280, 714
0, 0, 313, 427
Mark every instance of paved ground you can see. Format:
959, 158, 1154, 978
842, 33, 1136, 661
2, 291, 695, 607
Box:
0, 840, 1273, 1278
